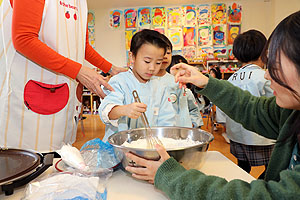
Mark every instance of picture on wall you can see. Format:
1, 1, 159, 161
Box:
227, 24, 241, 45
183, 46, 196, 59
109, 9, 122, 29
125, 29, 137, 50
184, 5, 196, 27
197, 4, 211, 25
198, 25, 212, 46
138, 7, 151, 28
213, 25, 226, 46
228, 2, 242, 24
151, 7, 166, 27
211, 3, 227, 24
183, 27, 196, 47
88, 11, 95, 48
168, 28, 183, 50
167, 7, 183, 28
125, 8, 137, 29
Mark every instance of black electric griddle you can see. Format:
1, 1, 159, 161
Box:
0, 148, 54, 196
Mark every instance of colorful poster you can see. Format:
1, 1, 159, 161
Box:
184, 5, 196, 27
197, 4, 211, 25
227, 45, 235, 60
198, 26, 212, 47
167, 7, 183, 28
152, 7, 166, 27
183, 46, 196, 60
125, 9, 137, 29
88, 11, 95, 48
228, 3, 242, 24
227, 24, 241, 45
109, 9, 122, 29
183, 27, 196, 47
168, 28, 183, 50
198, 47, 214, 60
213, 46, 227, 58
211, 3, 227, 24
125, 29, 137, 50
138, 7, 151, 28
154, 28, 165, 34
213, 25, 226, 46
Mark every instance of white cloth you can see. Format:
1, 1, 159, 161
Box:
99, 71, 176, 141
216, 64, 275, 145
0, 0, 87, 151
157, 73, 203, 127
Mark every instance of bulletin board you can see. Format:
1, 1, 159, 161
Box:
109, 2, 242, 66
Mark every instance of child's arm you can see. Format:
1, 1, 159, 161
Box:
108, 103, 147, 120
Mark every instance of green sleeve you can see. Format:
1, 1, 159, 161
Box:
155, 158, 300, 200
197, 76, 291, 140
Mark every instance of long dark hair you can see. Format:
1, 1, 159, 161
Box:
261, 11, 300, 144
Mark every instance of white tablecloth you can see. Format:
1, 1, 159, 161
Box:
1, 151, 255, 200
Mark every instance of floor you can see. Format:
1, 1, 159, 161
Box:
73, 114, 264, 179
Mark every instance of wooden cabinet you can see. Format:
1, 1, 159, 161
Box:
82, 87, 100, 114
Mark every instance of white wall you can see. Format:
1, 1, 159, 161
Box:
88, 0, 300, 67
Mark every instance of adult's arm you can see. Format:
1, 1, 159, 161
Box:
11, 0, 112, 79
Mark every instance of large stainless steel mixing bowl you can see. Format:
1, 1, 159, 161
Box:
108, 127, 214, 169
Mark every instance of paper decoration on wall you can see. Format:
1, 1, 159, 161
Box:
197, 4, 211, 25
198, 47, 214, 59
154, 28, 165, 34
167, 7, 183, 28
168, 28, 183, 50
213, 46, 227, 58
138, 7, 151, 28
88, 11, 95, 48
198, 26, 212, 47
211, 3, 227, 24
227, 45, 234, 59
151, 7, 166, 27
125, 29, 137, 50
125, 9, 137, 29
183, 27, 196, 47
109, 10, 122, 29
183, 46, 196, 59
184, 5, 196, 27
213, 25, 226, 46
228, 3, 242, 24
227, 24, 241, 45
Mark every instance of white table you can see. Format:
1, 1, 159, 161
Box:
1, 151, 255, 200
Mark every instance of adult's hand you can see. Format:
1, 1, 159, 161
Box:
170, 63, 209, 89
76, 66, 114, 98
110, 65, 128, 76
125, 145, 170, 184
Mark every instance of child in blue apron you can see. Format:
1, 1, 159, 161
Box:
99, 30, 175, 141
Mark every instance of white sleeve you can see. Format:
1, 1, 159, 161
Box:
101, 104, 119, 127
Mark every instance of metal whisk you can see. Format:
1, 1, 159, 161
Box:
132, 90, 164, 149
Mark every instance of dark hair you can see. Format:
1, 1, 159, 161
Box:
233, 29, 267, 63
130, 29, 168, 57
261, 11, 300, 145
166, 55, 188, 73
209, 67, 222, 79
160, 34, 173, 51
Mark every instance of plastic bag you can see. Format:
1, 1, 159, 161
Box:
57, 144, 88, 171
23, 169, 112, 200
80, 138, 123, 169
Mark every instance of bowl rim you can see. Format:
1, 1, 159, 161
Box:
107, 126, 214, 151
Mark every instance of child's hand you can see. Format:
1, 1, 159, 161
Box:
170, 63, 209, 89
124, 102, 147, 119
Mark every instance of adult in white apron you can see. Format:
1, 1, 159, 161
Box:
0, 0, 120, 152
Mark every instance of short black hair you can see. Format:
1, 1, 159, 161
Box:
166, 55, 188, 73
209, 67, 222, 79
130, 29, 168, 57
160, 34, 173, 51
233, 29, 267, 63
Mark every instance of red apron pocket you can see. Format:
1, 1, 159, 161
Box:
24, 80, 69, 115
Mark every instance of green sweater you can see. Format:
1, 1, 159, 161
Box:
154, 77, 300, 199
